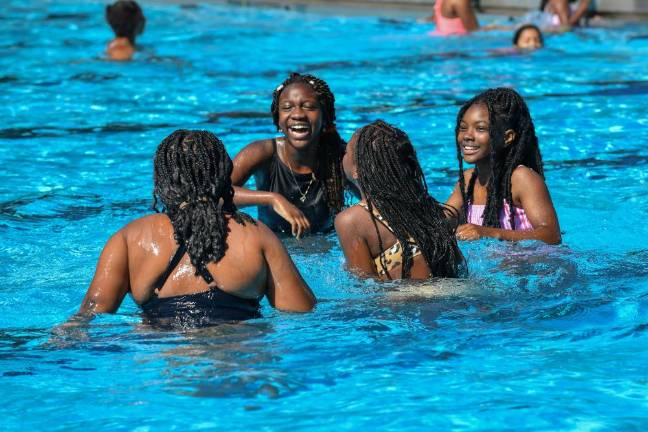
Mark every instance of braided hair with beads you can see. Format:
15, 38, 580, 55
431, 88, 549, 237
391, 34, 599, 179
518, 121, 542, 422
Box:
270, 72, 346, 215
355, 120, 464, 279
152, 130, 252, 283
454, 87, 544, 230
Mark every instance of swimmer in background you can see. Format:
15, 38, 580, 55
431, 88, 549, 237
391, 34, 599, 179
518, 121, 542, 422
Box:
106, 0, 145, 61
513, 24, 544, 50
422, 0, 479, 35
540, 0, 593, 28
335, 120, 465, 280
67, 130, 315, 328
231, 73, 356, 238
446, 88, 561, 245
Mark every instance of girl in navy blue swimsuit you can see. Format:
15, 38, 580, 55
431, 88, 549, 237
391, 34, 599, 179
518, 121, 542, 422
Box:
231, 73, 356, 238
66, 130, 315, 328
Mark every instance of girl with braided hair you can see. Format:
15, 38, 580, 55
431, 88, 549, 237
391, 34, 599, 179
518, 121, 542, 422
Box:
73, 130, 314, 327
335, 120, 464, 280
446, 88, 561, 245
231, 72, 352, 238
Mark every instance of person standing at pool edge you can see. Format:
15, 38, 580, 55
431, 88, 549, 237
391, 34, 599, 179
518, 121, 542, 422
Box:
423, 0, 480, 35
540, 0, 592, 28
336, 120, 465, 280
106, 0, 145, 61
231, 73, 349, 238
446, 88, 561, 244
71, 130, 315, 327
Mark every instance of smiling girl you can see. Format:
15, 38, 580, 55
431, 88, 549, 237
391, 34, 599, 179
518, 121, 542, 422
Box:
231, 73, 348, 238
446, 87, 561, 245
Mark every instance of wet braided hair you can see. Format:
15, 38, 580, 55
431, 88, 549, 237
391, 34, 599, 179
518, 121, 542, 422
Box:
355, 120, 463, 279
270, 72, 345, 214
106, 0, 145, 43
152, 130, 251, 283
454, 87, 544, 230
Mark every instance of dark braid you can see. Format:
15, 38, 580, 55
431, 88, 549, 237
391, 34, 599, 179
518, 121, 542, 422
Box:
152, 130, 251, 283
270, 72, 345, 214
454, 87, 544, 230
356, 120, 464, 279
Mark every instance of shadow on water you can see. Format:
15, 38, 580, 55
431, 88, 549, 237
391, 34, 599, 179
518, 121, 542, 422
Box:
0, 192, 149, 224
152, 322, 311, 400
44, 13, 90, 21
0, 122, 176, 139
69, 72, 122, 83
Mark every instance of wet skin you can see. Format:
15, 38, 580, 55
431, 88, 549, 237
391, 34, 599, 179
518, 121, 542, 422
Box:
76, 212, 315, 316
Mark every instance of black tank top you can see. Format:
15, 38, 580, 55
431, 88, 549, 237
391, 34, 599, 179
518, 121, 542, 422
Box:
255, 140, 332, 234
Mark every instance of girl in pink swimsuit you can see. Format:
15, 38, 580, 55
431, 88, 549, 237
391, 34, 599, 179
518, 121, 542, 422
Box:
446, 88, 562, 245
431, 0, 479, 36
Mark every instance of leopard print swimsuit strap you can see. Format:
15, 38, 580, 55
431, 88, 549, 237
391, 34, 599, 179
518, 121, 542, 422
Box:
356, 203, 422, 276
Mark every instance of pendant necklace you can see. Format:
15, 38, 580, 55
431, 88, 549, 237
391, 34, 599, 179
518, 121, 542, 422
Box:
283, 146, 317, 203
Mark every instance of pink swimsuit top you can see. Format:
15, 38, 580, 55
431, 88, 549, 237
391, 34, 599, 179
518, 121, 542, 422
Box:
433, 0, 469, 36
467, 201, 533, 231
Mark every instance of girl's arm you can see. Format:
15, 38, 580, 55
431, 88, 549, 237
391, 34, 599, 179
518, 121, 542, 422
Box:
550, 0, 572, 27
457, 167, 561, 244
260, 222, 316, 312
231, 140, 311, 237
445, 181, 465, 221
78, 230, 131, 315
335, 209, 378, 277
569, 0, 592, 26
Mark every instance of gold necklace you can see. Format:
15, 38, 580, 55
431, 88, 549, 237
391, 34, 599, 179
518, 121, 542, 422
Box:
285, 158, 317, 203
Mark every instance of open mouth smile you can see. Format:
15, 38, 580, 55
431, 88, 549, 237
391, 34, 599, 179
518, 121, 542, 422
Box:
461, 143, 480, 156
287, 123, 311, 139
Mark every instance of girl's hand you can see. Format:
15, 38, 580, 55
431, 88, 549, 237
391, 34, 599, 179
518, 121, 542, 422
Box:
272, 194, 311, 238
456, 223, 485, 241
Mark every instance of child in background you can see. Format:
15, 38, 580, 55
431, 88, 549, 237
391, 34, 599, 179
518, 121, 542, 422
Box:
106, 0, 145, 61
336, 120, 465, 280
446, 88, 561, 245
540, 0, 592, 28
423, 0, 479, 35
513, 24, 544, 50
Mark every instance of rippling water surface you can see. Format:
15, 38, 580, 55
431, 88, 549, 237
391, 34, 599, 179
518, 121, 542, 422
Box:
1, 1, 647, 430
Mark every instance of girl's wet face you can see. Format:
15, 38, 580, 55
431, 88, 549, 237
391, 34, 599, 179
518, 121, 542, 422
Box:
458, 103, 491, 164
277, 83, 324, 149
342, 132, 358, 184
516, 28, 542, 50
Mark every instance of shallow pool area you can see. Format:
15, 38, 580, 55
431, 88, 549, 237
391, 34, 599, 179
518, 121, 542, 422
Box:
1, 1, 648, 430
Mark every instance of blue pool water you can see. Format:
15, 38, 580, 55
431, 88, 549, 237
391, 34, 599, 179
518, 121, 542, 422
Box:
1, 1, 648, 430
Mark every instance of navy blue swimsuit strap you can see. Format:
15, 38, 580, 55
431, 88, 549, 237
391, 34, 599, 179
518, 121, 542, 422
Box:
152, 242, 214, 294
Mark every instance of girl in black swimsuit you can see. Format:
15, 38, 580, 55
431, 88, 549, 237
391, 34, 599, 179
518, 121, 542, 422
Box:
63, 130, 315, 330
231, 73, 355, 238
